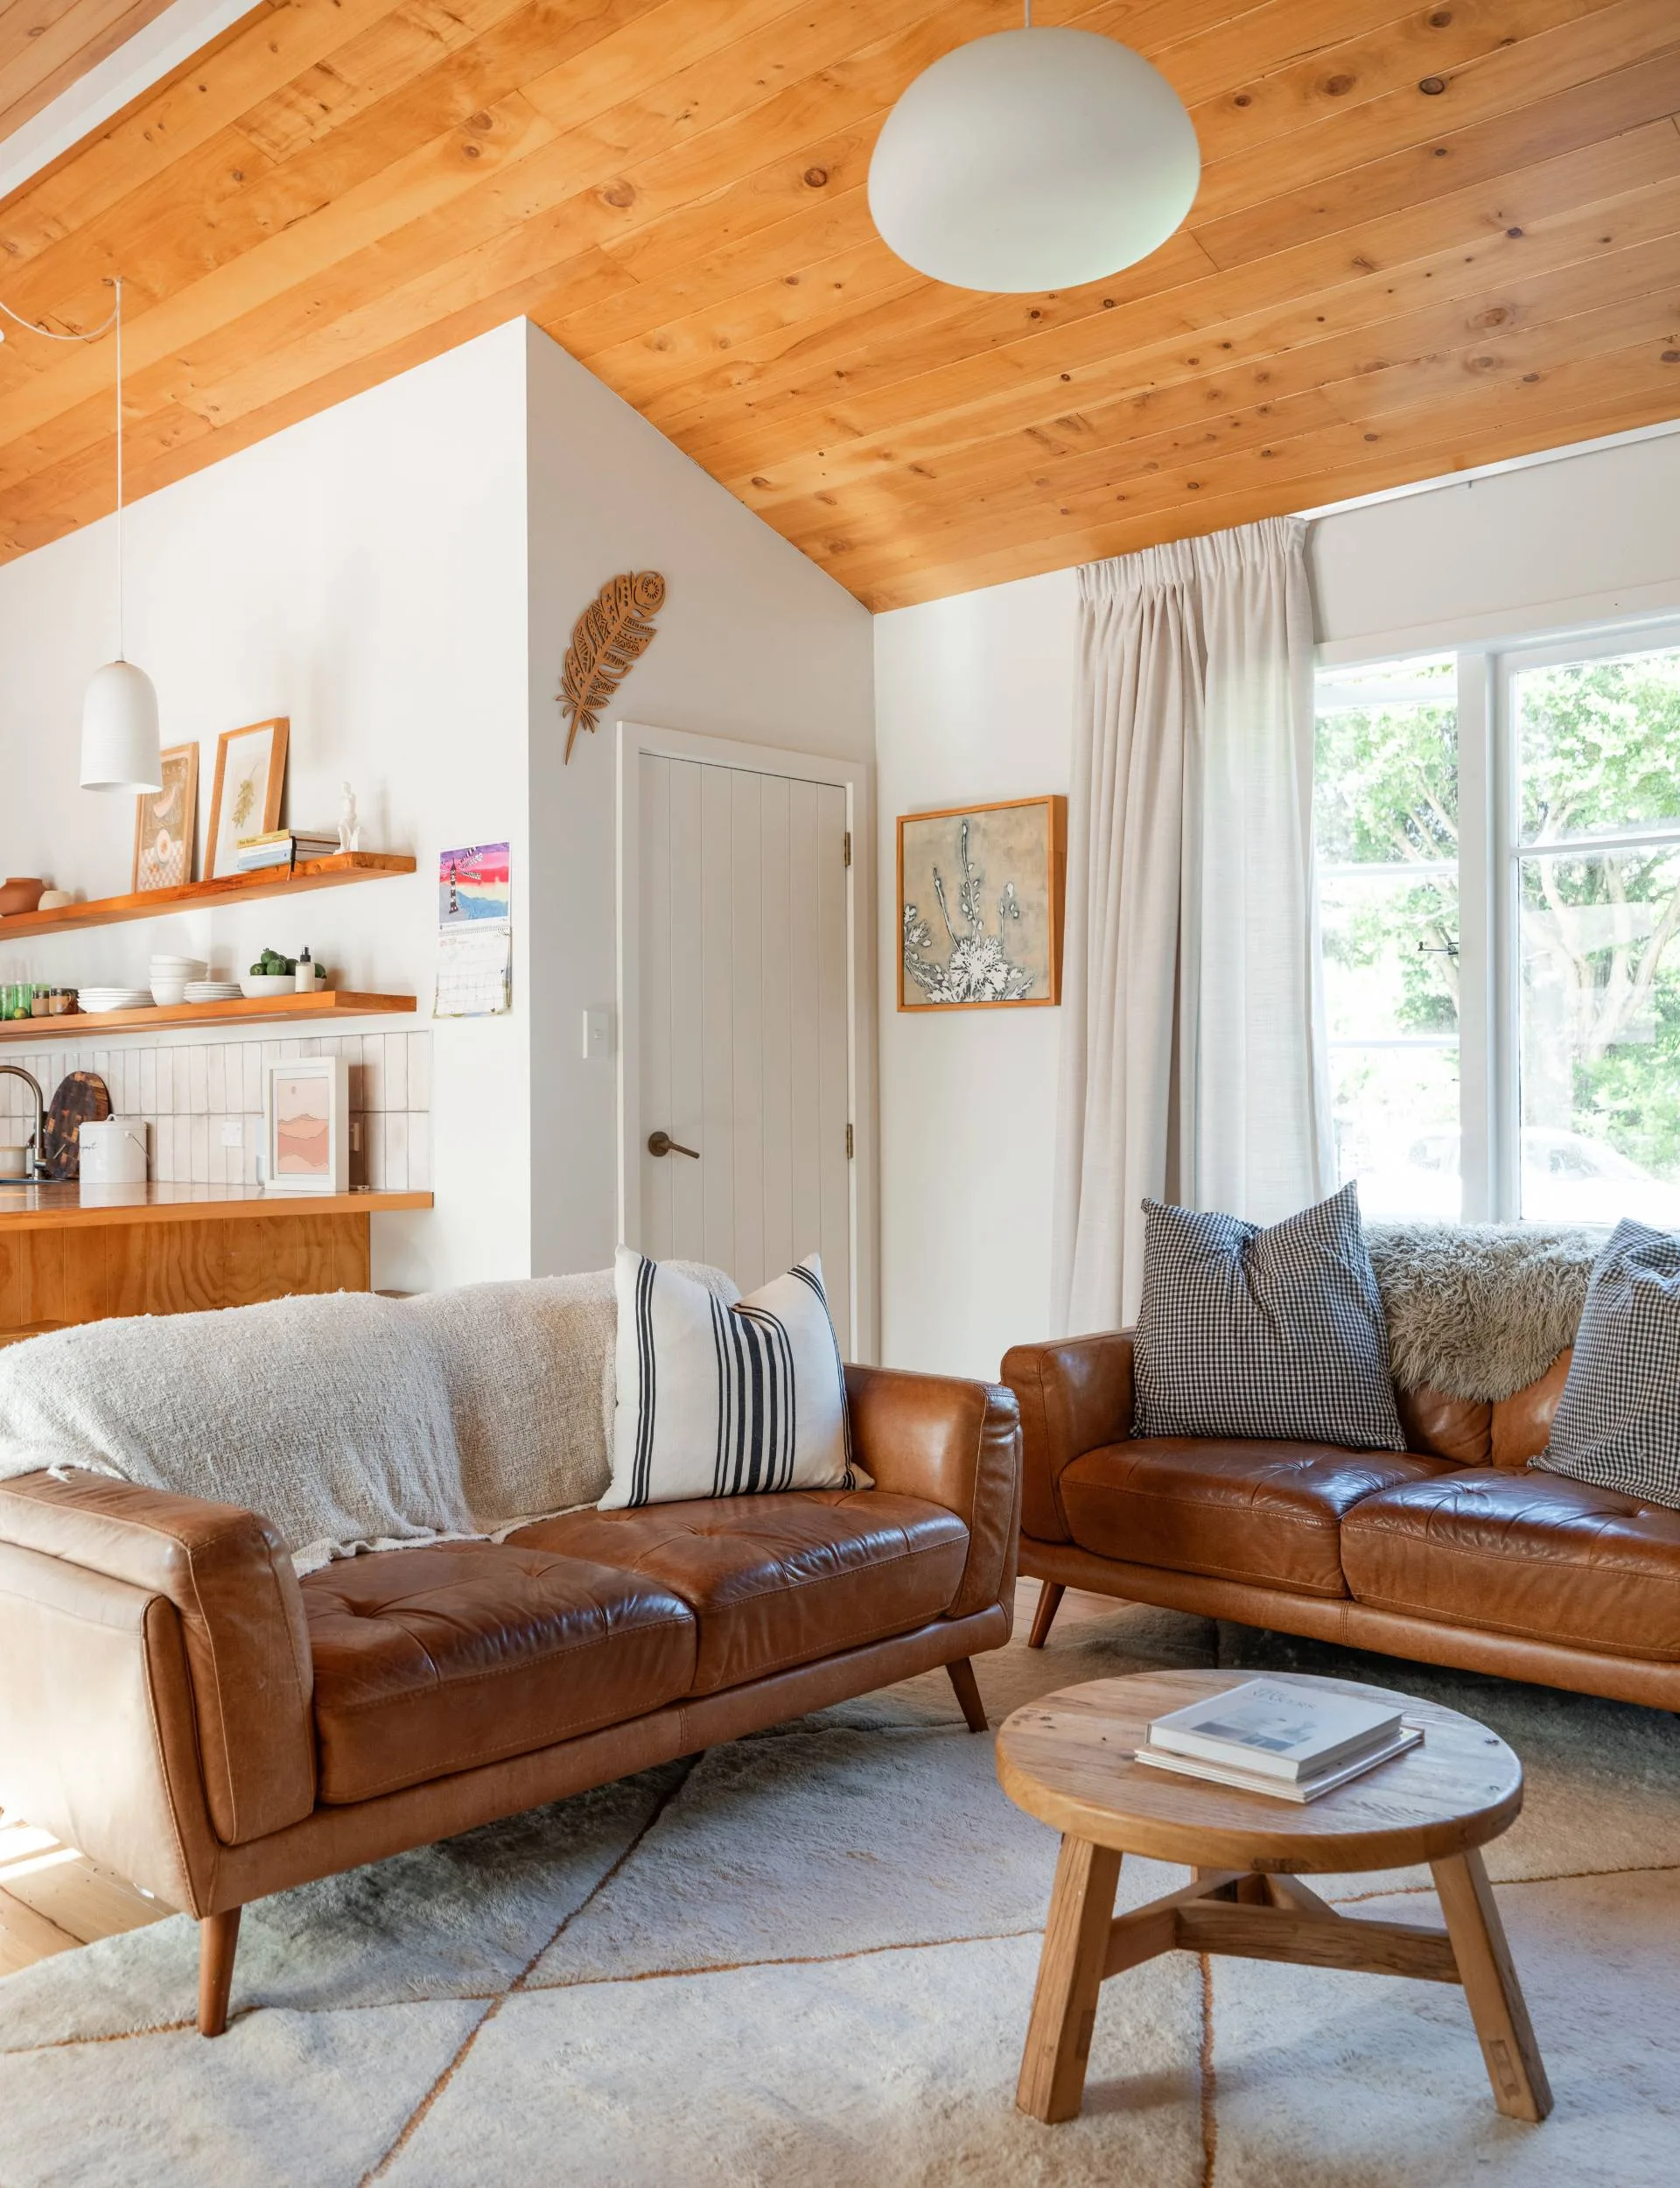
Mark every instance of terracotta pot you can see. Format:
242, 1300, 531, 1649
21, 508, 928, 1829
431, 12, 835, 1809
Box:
0, 878, 46, 916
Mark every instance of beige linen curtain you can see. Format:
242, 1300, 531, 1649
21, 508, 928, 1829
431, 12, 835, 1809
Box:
1050, 515, 1334, 1334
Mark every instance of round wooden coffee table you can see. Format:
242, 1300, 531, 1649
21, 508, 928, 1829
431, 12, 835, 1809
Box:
997, 1670, 1550, 2128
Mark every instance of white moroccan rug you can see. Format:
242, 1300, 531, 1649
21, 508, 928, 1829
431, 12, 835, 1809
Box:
2, 1590, 1677, 2188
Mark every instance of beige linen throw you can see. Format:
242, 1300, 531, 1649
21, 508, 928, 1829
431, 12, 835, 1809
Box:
0, 1266, 737, 1573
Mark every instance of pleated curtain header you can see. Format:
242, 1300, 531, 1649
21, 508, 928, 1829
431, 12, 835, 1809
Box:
1078, 515, 1309, 602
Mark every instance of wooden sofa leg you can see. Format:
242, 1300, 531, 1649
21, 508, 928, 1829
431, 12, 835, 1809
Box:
947, 1658, 989, 1733
1028, 1581, 1065, 1651
198, 1907, 242, 2037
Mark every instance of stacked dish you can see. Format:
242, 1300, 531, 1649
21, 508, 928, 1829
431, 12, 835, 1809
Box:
150, 954, 206, 1006
78, 986, 156, 1014
184, 979, 242, 1004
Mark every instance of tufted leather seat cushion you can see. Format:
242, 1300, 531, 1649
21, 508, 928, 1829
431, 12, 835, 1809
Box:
1060, 1441, 1454, 1597
508, 1491, 970, 1694
302, 1545, 697, 1804
1341, 1467, 1680, 1660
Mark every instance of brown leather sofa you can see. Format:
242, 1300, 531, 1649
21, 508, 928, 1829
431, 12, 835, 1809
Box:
0, 1364, 1019, 2037
1002, 1330, 1680, 1710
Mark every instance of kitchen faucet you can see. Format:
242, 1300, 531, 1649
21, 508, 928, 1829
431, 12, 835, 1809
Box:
0, 1067, 51, 1180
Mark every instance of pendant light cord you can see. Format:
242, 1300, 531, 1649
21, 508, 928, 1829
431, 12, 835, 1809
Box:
0, 277, 125, 659
115, 277, 124, 661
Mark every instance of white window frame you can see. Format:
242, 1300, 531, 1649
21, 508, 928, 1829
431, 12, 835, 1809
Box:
1318, 617, 1680, 1224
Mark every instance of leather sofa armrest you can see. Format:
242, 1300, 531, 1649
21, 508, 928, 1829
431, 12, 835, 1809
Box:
844, 1365, 1022, 1623
0, 1471, 316, 1846
1001, 1331, 1135, 1544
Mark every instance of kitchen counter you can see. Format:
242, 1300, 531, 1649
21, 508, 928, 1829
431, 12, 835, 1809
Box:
0, 1183, 433, 1339
0, 1182, 430, 1232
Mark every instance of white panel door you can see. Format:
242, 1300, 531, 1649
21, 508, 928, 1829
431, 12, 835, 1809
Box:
637, 754, 853, 1350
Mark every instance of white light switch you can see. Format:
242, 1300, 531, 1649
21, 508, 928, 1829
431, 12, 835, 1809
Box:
582, 1007, 613, 1060
219, 1119, 243, 1149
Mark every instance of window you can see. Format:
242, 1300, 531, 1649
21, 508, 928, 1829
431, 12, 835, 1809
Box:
1314, 629, 1680, 1225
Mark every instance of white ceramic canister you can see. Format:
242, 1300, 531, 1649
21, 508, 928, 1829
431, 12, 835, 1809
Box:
79, 1117, 150, 1185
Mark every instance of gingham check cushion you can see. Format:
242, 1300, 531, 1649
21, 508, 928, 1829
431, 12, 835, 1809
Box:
1133, 1182, 1406, 1450
1532, 1219, 1680, 1510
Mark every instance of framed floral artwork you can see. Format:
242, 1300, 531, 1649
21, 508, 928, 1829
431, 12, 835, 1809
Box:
898, 795, 1067, 1011
131, 741, 199, 893
206, 717, 289, 879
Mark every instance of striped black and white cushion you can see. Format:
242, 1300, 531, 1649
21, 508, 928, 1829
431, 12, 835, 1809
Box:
1133, 1182, 1406, 1452
1532, 1219, 1680, 1510
604, 1248, 867, 1510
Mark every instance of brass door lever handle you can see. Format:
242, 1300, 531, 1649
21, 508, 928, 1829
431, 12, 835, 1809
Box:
648, 1131, 700, 1160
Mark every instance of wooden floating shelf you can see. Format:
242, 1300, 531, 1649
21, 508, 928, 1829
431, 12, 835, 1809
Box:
0, 991, 417, 1041
0, 853, 416, 939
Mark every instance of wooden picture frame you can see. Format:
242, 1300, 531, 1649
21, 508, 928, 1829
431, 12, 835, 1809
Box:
131, 741, 199, 892
897, 795, 1067, 1012
206, 717, 289, 880
262, 1055, 349, 1195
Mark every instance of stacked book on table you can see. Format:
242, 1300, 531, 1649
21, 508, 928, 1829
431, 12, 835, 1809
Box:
1136, 1680, 1422, 1804
234, 831, 341, 873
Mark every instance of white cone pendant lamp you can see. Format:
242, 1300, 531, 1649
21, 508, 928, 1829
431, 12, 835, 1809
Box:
868, 6, 1200, 294
80, 277, 160, 794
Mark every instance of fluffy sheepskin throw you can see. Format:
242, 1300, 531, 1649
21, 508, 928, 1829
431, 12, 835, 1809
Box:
1364, 1222, 1603, 1402
0, 1266, 736, 1572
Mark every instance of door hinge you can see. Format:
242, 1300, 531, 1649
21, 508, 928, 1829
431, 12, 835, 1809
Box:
845, 1123, 854, 1160
843, 831, 851, 868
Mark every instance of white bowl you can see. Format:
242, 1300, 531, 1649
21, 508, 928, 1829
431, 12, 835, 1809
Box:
240, 974, 297, 999
149, 956, 204, 973
151, 982, 189, 1006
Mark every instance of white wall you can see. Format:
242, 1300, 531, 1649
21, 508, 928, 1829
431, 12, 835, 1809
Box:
0, 322, 530, 1293
522, 324, 876, 1299
874, 570, 1077, 1379
873, 424, 1680, 1378
1310, 426, 1680, 659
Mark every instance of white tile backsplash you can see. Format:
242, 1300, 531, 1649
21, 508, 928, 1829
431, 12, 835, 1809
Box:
4, 1029, 430, 1186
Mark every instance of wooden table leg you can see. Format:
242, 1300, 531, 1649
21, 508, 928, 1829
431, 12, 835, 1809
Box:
1431, 1850, 1552, 2123
1017, 1834, 1123, 2124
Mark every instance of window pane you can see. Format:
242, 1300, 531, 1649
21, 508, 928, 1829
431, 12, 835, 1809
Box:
1516, 644, 1680, 844
1315, 654, 1460, 1218
1320, 868, 1460, 1218
1518, 846, 1680, 1224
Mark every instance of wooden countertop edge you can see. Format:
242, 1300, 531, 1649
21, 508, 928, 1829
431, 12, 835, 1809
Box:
0, 1190, 433, 1231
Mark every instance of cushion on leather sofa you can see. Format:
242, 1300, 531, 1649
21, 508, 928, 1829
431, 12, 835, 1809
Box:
1490, 1351, 1571, 1468
511, 1490, 969, 1694
1396, 1384, 1491, 1467
1060, 1441, 1453, 1598
303, 1545, 698, 1803
1340, 1468, 1680, 1661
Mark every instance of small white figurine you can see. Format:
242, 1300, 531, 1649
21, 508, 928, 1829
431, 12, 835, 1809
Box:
337, 782, 361, 853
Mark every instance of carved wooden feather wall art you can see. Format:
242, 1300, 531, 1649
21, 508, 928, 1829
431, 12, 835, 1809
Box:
559, 571, 667, 761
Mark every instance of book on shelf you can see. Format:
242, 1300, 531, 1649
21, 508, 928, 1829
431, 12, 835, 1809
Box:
1132, 1725, 1424, 1804
1137, 1680, 1421, 1803
234, 831, 340, 871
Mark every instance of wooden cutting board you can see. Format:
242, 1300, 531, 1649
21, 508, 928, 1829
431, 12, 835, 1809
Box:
45, 1071, 110, 1180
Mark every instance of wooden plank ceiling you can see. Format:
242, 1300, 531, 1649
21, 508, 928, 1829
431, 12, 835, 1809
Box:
1, 0, 1678, 610
0, 0, 176, 145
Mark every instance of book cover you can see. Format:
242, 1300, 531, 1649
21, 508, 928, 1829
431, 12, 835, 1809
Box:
1148, 1680, 1404, 1782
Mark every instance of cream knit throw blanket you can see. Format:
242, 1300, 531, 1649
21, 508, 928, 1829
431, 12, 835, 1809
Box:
0, 1266, 736, 1573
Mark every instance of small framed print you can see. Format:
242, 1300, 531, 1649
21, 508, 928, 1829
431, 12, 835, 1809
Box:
263, 1055, 349, 1195
898, 795, 1067, 1010
132, 741, 199, 892
206, 716, 289, 879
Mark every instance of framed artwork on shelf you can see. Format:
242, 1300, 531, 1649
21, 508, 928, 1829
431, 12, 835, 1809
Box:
262, 1055, 349, 1195
132, 741, 199, 892
897, 795, 1067, 1012
206, 716, 289, 879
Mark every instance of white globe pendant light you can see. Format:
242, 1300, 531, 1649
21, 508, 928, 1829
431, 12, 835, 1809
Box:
80, 277, 160, 794
868, 8, 1200, 294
